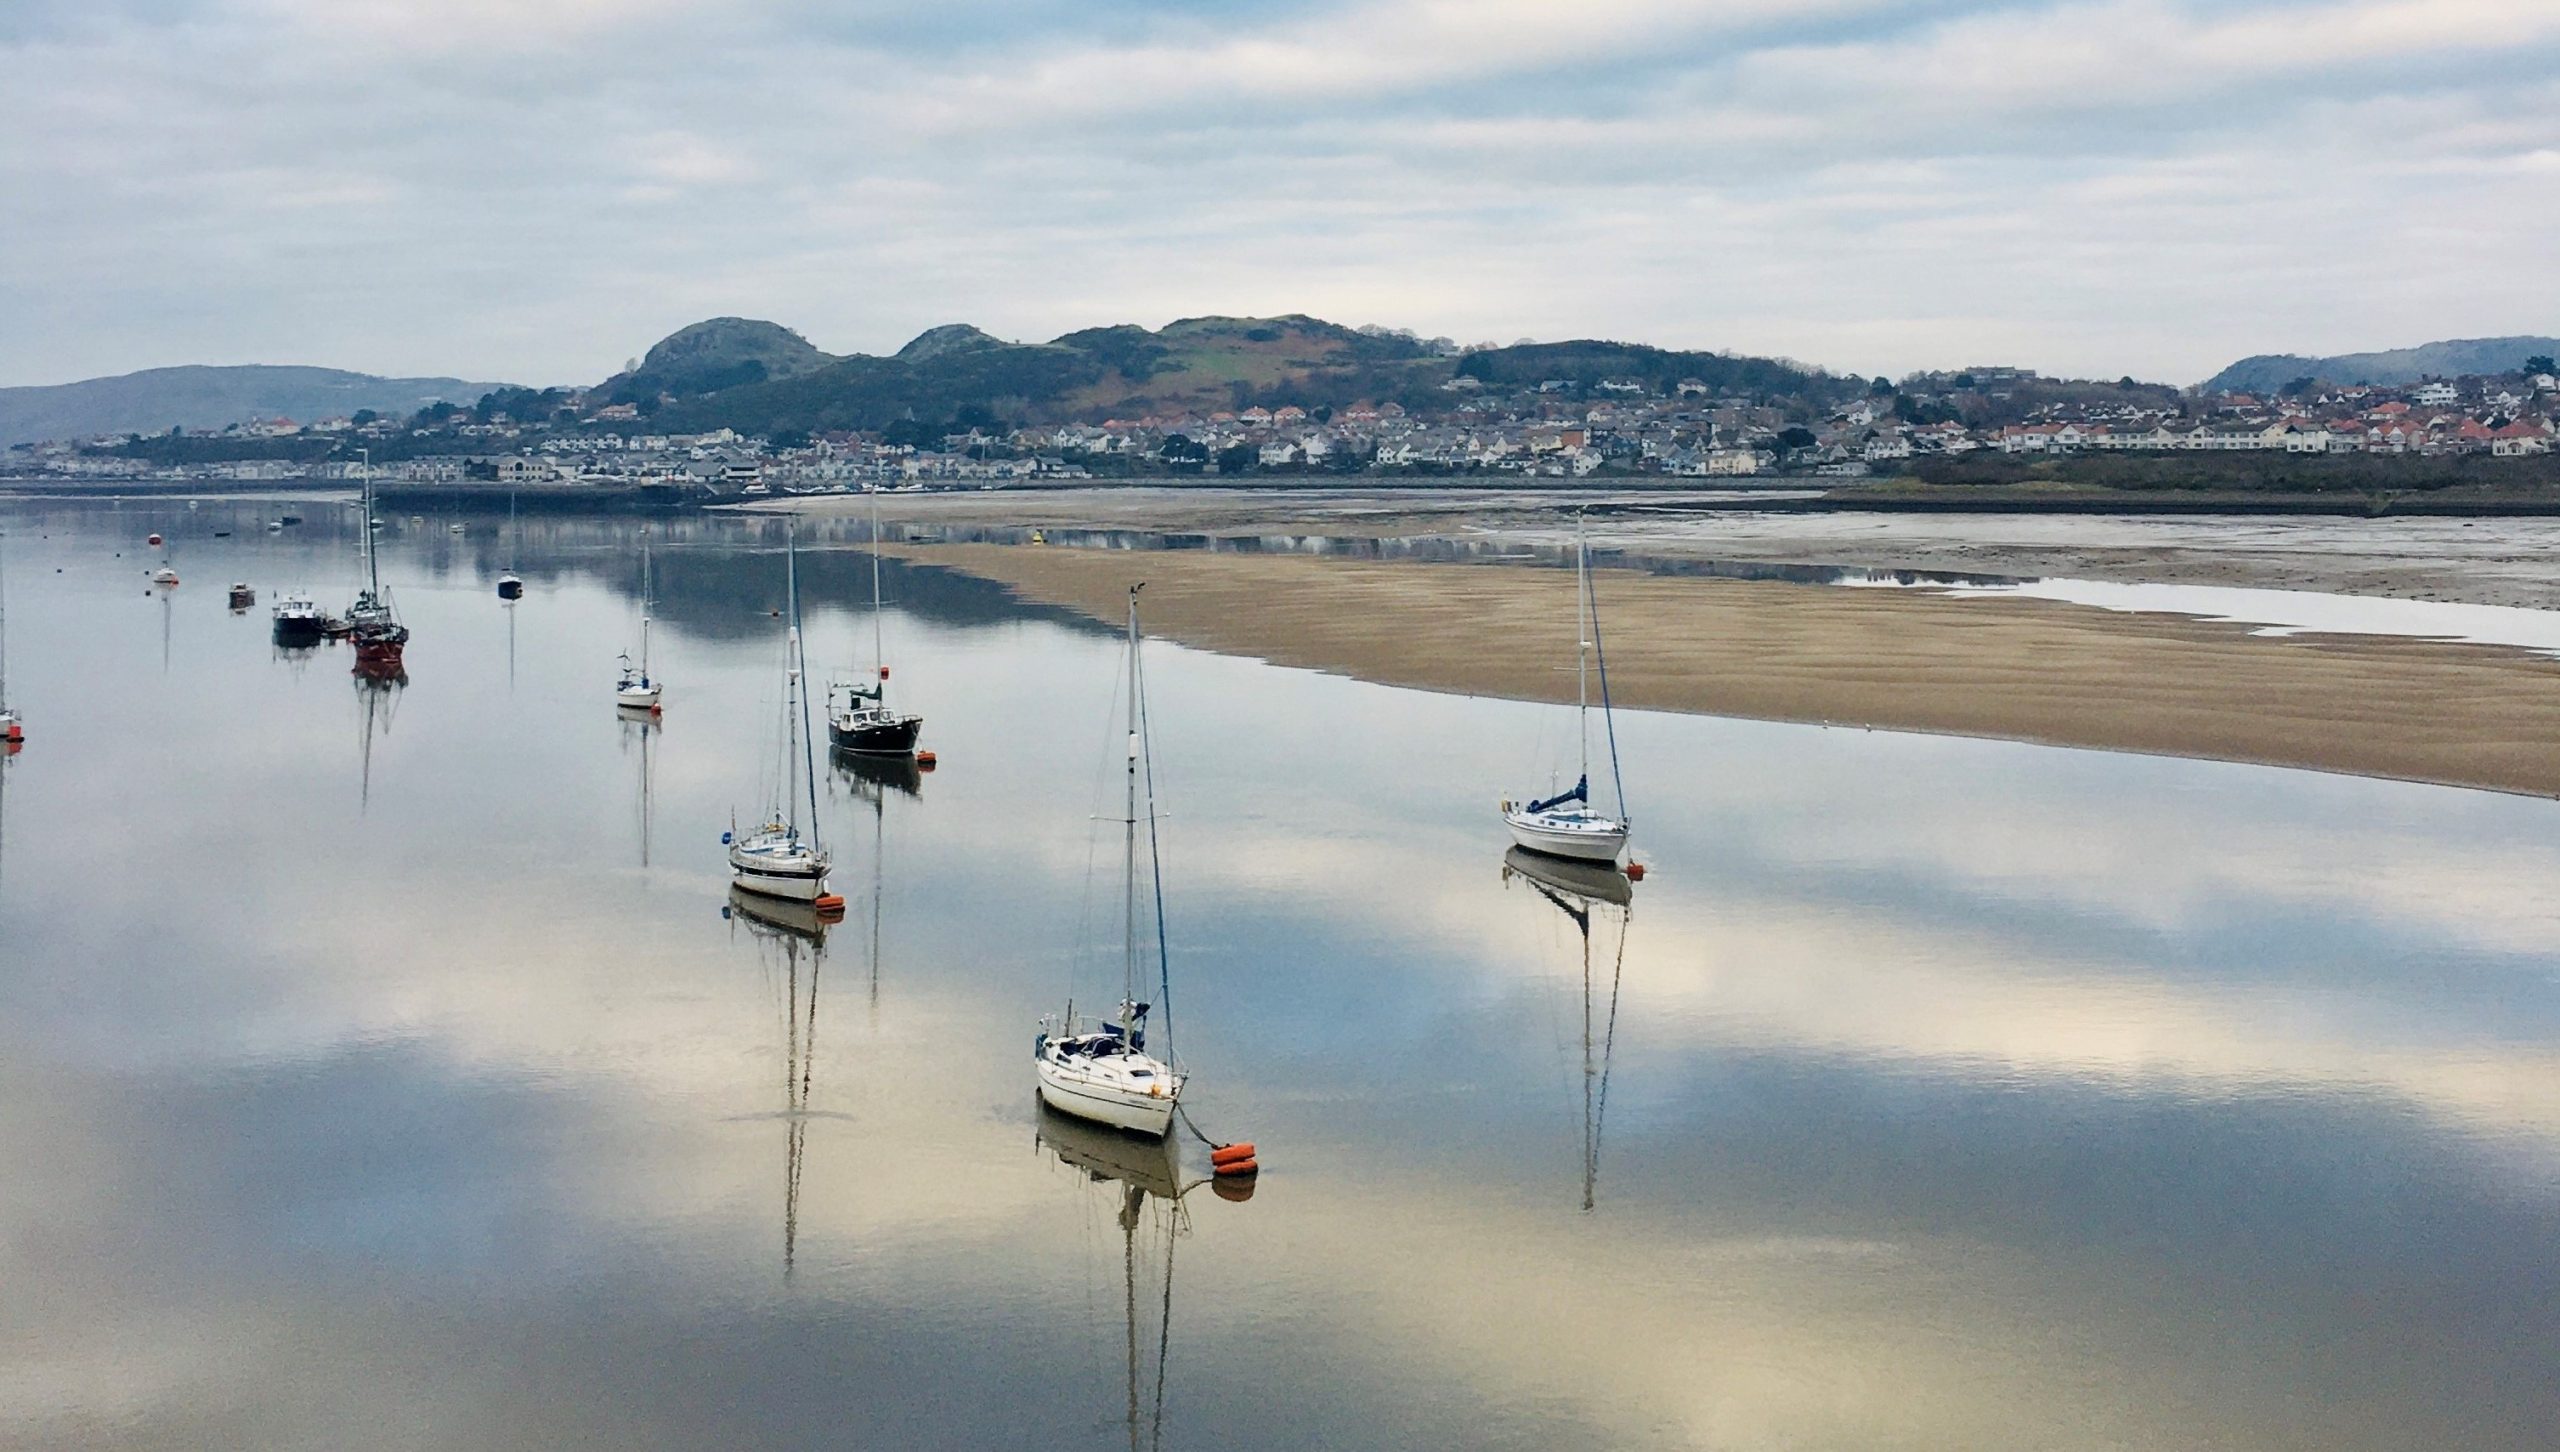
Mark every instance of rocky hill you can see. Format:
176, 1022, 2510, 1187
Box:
603, 317, 835, 401
624, 313, 1854, 435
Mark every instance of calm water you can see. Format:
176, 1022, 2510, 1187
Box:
3, 498, 2558, 1451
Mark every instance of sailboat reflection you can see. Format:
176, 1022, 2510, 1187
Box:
834, 746, 919, 1012
728, 885, 832, 1280
352, 661, 407, 811
1501, 846, 1632, 1211
621, 707, 657, 867
1036, 1105, 1233, 1452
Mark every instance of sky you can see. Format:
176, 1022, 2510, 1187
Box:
2, 0, 2556, 389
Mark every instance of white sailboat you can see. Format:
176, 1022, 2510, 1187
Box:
1036, 585, 1185, 1138
727, 525, 836, 907
496, 488, 524, 600
826, 490, 923, 757
1503, 517, 1631, 863
615, 530, 663, 709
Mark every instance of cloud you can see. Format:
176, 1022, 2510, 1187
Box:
1, 0, 2554, 385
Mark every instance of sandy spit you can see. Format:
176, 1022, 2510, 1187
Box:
887, 541, 2560, 799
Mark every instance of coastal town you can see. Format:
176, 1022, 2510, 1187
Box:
10, 356, 2556, 494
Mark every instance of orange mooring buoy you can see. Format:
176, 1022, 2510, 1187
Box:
1210, 1142, 1256, 1165
915, 750, 938, 769
812, 894, 847, 915
1213, 1156, 1260, 1178
1626, 862, 1647, 882
1211, 1174, 1257, 1203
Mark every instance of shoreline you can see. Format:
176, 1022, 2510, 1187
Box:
884, 540, 2560, 800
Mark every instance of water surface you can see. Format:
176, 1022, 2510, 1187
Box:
2, 499, 2556, 1450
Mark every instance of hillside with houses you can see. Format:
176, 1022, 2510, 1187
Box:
8, 322, 2554, 494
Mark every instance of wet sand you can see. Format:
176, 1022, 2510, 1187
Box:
887, 541, 2560, 798
768, 486, 2560, 608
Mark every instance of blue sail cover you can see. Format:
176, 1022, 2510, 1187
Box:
1526, 775, 1589, 816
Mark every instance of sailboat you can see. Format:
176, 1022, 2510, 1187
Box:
615, 530, 663, 709
1502, 516, 1630, 863
1036, 585, 1185, 1138
726, 525, 836, 906
1502, 846, 1632, 1211
496, 489, 524, 600
346, 452, 409, 671
827, 491, 923, 757
0, 526, 20, 746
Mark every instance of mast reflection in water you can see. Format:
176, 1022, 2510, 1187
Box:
1502, 847, 1632, 1212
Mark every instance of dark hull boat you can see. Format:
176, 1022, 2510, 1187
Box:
826, 707, 922, 757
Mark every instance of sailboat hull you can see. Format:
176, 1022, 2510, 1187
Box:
616, 684, 661, 708
1504, 807, 1630, 863
729, 838, 831, 902
827, 712, 922, 756
1035, 1057, 1179, 1137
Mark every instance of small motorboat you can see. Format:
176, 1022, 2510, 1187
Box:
228, 582, 256, 610
272, 591, 325, 644
150, 567, 180, 587
266, 521, 285, 533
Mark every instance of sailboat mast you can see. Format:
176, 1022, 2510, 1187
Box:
788, 525, 822, 844
869, 490, 886, 694
639, 532, 653, 676
0, 526, 10, 711
363, 450, 379, 596
1123, 587, 1142, 1007
1575, 517, 1592, 785
785, 528, 802, 837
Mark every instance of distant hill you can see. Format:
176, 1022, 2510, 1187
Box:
642, 314, 1449, 435
2203, 336, 2560, 394
628, 313, 1859, 437
0, 364, 511, 448
604, 317, 832, 402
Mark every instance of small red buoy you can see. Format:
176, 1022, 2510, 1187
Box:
148, 533, 162, 546
1626, 862, 1647, 882
878, 665, 890, 680
649, 702, 664, 718
1211, 1175, 1257, 1203
1213, 1157, 1259, 1177
1209, 1142, 1257, 1165
812, 894, 847, 915
915, 750, 938, 769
